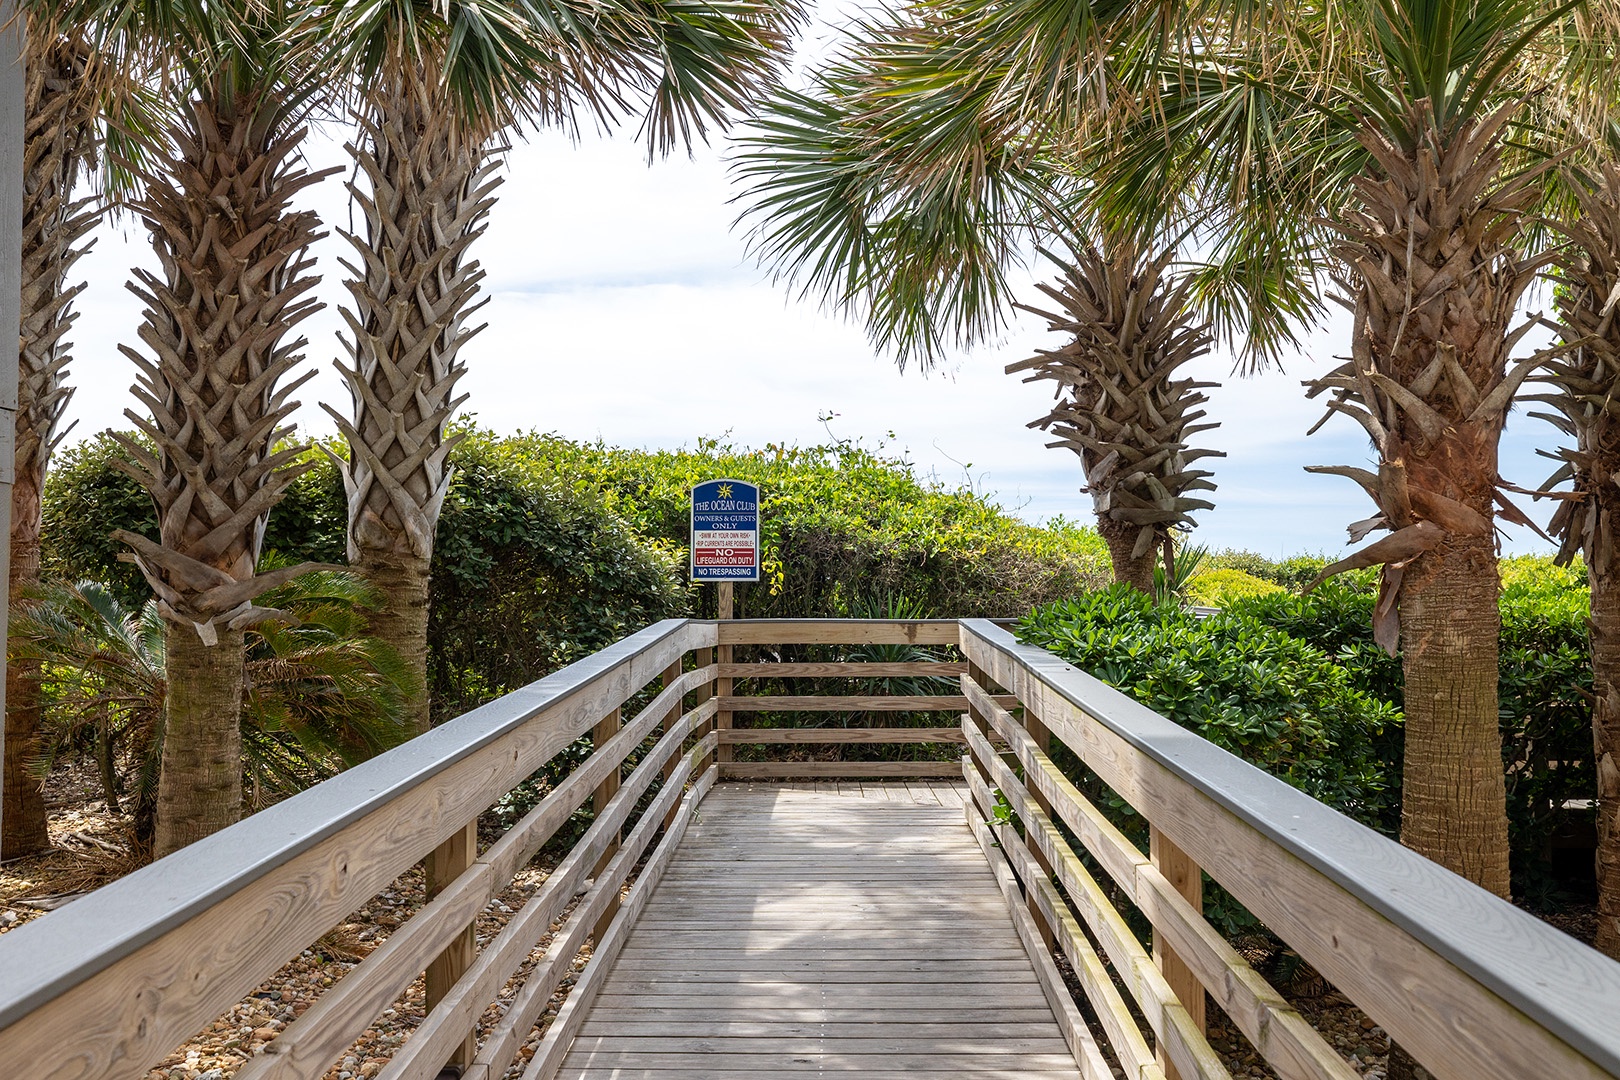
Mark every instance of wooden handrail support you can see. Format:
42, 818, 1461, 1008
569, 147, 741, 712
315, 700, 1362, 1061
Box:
7, 614, 1612, 1080
957, 618, 1620, 1080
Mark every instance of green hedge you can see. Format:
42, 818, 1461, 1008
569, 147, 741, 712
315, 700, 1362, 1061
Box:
1182, 567, 1284, 606
41, 429, 1110, 719
504, 432, 1111, 618
1020, 585, 1402, 833
1030, 553, 1595, 901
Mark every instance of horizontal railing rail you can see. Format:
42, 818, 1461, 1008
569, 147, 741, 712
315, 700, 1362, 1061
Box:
957, 618, 1620, 1080
0, 617, 719, 1080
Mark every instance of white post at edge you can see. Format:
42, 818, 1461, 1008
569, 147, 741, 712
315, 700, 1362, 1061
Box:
0, 0, 24, 848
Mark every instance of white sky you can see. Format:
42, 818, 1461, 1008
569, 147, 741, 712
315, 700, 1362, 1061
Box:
59, 16, 1564, 561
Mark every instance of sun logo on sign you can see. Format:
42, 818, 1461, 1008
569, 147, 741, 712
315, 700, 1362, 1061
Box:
717, 483, 733, 499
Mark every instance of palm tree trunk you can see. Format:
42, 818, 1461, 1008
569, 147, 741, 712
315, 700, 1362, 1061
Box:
154, 626, 245, 857
1097, 515, 1156, 593
1591, 557, 1620, 955
1307, 104, 1533, 899
2, 477, 49, 858
329, 71, 499, 734
1, 30, 99, 860
1397, 536, 1511, 896
355, 550, 431, 729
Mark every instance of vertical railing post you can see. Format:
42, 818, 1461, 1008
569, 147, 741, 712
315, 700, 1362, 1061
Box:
963, 660, 991, 785
660, 659, 684, 827
592, 707, 623, 940
693, 644, 715, 770
1022, 704, 1058, 952
425, 820, 478, 1072
1150, 825, 1206, 1080
715, 583, 734, 771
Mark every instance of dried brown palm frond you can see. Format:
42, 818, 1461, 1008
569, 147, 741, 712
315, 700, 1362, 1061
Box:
1532, 161, 1620, 957
109, 95, 339, 642
1007, 241, 1222, 592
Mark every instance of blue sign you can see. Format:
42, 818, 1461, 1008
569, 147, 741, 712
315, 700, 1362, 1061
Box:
691, 478, 760, 582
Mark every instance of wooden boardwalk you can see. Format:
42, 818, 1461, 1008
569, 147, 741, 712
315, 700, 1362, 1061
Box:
556, 780, 1082, 1079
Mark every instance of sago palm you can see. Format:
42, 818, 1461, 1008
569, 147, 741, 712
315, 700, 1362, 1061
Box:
315, 0, 804, 731
9, 571, 413, 854
43, 0, 340, 855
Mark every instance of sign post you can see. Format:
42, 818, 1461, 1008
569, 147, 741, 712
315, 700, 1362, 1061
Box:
691, 479, 759, 769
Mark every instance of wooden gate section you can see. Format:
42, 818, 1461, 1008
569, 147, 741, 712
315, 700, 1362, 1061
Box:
712, 618, 1000, 781
957, 618, 1620, 1080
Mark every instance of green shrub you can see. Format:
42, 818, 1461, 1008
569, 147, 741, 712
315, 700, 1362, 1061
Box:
40, 435, 158, 609
1496, 559, 1592, 900
1183, 568, 1284, 607
1229, 562, 1593, 897
427, 431, 691, 720
511, 431, 1111, 618
1227, 581, 1402, 709
1018, 586, 1402, 834
1203, 549, 1277, 578
1018, 586, 1402, 937
1204, 549, 1338, 590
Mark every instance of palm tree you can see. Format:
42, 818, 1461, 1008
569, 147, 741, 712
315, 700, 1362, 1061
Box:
734, 20, 1224, 591
45, 0, 340, 855
744, 0, 1619, 902
1028, 0, 1614, 900
316, 0, 804, 732
1009, 242, 1222, 592
1533, 159, 1620, 957
1, 23, 103, 860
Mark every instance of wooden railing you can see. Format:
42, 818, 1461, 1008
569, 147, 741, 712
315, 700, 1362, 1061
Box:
0, 618, 720, 1080
1, 616, 1618, 1080
711, 618, 978, 780
957, 618, 1620, 1080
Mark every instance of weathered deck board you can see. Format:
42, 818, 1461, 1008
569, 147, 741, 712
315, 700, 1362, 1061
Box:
552, 782, 1081, 1079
